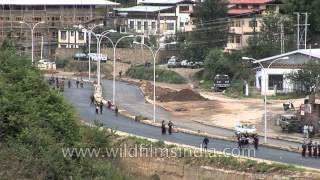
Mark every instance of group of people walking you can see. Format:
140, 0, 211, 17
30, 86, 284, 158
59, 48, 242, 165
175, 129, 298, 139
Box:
91, 94, 118, 116
236, 133, 259, 150
301, 141, 320, 158
161, 120, 174, 135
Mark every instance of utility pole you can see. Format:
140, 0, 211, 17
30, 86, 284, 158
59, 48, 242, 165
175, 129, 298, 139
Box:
280, 23, 284, 54
294, 12, 310, 50
303, 12, 309, 49
294, 12, 300, 50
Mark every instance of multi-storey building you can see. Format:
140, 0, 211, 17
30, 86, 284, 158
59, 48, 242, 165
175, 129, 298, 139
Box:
225, 0, 281, 52
115, 0, 194, 36
0, 0, 118, 60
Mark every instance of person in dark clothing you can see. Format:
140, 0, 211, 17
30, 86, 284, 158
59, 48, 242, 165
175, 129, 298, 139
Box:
161, 120, 166, 135
99, 101, 103, 114
76, 80, 79, 88
301, 143, 306, 157
68, 80, 71, 88
115, 106, 118, 117
95, 104, 99, 114
168, 121, 173, 135
80, 81, 84, 88
237, 135, 242, 149
203, 137, 209, 149
90, 94, 95, 105
307, 141, 313, 157
313, 142, 318, 157
119, 70, 122, 78
318, 143, 320, 157
107, 101, 112, 109
253, 136, 259, 150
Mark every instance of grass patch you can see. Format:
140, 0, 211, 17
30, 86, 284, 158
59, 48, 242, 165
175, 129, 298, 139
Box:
198, 79, 213, 90
126, 65, 186, 84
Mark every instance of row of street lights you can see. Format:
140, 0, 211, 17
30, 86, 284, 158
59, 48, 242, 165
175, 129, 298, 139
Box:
18, 21, 291, 142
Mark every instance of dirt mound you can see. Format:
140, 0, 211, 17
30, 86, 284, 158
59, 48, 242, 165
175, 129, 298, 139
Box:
158, 89, 207, 102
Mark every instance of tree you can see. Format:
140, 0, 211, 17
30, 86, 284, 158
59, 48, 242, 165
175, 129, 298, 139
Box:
244, 13, 295, 59
179, 0, 228, 61
287, 61, 320, 94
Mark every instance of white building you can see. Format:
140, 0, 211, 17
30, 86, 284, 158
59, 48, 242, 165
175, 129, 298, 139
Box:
254, 49, 320, 95
115, 0, 194, 35
58, 29, 87, 48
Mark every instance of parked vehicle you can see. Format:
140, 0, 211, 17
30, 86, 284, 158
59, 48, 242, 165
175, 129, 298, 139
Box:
37, 59, 56, 70
73, 53, 88, 61
181, 60, 188, 67
234, 124, 256, 135
88, 53, 107, 62
212, 74, 230, 92
278, 114, 303, 133
167, 56, 181, 68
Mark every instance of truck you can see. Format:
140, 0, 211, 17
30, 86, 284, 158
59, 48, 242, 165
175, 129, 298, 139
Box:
278, 114, 303, 133
213, 74, 230, 92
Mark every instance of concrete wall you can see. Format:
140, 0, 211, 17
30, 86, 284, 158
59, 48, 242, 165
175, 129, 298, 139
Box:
121, 157, 315, 180
55, 47, 178, 64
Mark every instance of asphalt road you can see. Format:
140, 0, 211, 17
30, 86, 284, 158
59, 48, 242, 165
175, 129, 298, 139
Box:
63, 82, 320, 169
100, 79, 301, 148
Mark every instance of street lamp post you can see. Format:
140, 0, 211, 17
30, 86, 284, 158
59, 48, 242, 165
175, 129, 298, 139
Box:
133, 41, 177, 123
98, 34, 135, 104
19, 21, 45, 65
95, 30, 116, 86
77, 24, 103, 81
242, 56, 289, 143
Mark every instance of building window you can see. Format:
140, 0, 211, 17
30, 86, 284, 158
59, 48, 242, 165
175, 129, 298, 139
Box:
151, 22, 156, 29
252, 5, 259, 9
268, 75, 283, 90
5, 17, 10, 21
34, 32, 42, 39
79, 32, 84, 40
15, 16, 23, 22
166, 23, 174, 30
228, 36, 234, 43
180, 22, 184, 27
137, 21, 141, 30
61, 31, 67, 40
52, 31, 57, 39
179, 6, 189, 13
129, 21, 134, 29
235, 35, 241, 44
33, 17, 42, 22
249, 20, 257, 27
235, 20, 241, 27
144, 21, 148, 30
71, 31, 74, 36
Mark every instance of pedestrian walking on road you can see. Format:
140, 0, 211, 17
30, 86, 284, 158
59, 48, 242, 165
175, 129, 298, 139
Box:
203, 137, 209, 150
161, 120, 166, 135
107, 101, 112, 109
307, 141, 313, 157
80, 81, 84, 88
99, 101, 103, 114
68, 80, 71, 88
318, 142, 320, 157
95, 104, 99, 114
90, 94, 95, 105
168, 121, 173, 135
302, 142, 306, 157
115, 106, 118, 117
119, 70, 122, 78
313, 142, 318, 158
253, 135, 259, 150
76, 80, 79, 88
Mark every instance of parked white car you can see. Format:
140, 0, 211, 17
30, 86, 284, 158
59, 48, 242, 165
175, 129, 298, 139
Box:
234, 124, 256, 134
37, 59, 56, 70
88, 53, 107, 62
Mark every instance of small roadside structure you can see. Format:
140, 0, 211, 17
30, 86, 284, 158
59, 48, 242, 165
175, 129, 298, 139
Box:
253, 49, 320, 95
